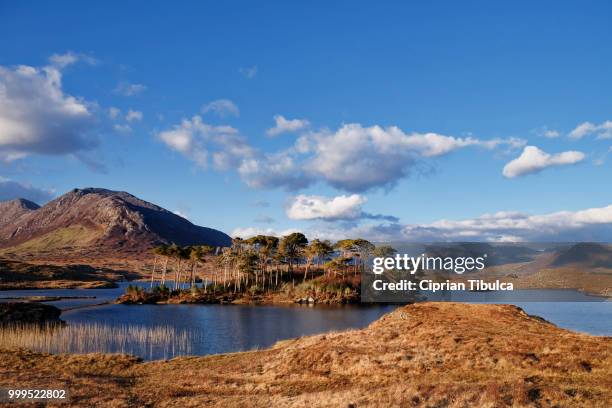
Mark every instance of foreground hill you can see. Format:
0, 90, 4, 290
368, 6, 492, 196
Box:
0, 188, 231, 262
0, 303, 610, 407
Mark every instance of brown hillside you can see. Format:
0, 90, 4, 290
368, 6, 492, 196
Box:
0, 198, 39, 229
0, 188, 231, 262
551, 243, 612, 269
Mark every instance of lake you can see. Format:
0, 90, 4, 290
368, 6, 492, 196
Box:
1, 282, 609, 360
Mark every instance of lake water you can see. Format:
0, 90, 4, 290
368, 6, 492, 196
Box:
1, 282, 609, 360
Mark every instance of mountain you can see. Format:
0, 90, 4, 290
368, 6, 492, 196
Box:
0, 198, 40, 229
0, 188, 231, 259
550, 242, 612, 268
423, 242, 539, 267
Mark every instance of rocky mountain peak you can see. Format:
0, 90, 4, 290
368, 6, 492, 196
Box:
0, 187, 231, 259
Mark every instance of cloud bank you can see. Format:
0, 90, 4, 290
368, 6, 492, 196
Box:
235, 203, 612, 242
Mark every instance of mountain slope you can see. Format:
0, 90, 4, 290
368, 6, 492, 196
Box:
0, 198, 40, 229
0, 188, 231, 259
551, 242, 612, 268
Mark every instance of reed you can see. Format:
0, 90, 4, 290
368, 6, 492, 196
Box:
0, 322, 196, 360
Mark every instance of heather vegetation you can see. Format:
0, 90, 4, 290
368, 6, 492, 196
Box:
120, 234, 394, 304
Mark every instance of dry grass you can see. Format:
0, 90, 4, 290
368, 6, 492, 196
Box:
0, 225, 101, 254
0, 302, 610, 407
0, 323, 194, 360
512, 267, 612, 297
448, 264, 612, 298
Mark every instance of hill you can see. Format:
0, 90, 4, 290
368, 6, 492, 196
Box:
424, 242, 540, 266
444, 242, 612, 297
551, 242, 612, 268
0, 303, 610, 406
0, 188, 231, 262
0, 198, 40, 229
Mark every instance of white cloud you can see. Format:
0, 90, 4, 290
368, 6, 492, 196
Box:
158, 117, 209, 166
108, 107, 121, 120
286, 194, 366, 221
569, 120, 612, 140
569, 122, 596, 139
0, 177, 54, 204
398, 204, 612, 242
114, 82, 147, 96
48, 52, 97, 69
237, 152, 311, 190
231, 226, 299, 239
0, 62, 96, 161
502, 146, 585, 178
239, 66, 257, 79
113, 124, 132, 134
285, 194, 397, 222
172, 210, 190, 220
157, 115, 251, 168
125, 109, 143, 122
304, 124, 524, 191
534, 126, 560, 138
48, 53, 78, 68
159, 116, 526, 192
202, 99, 239, 118
266, 115, 310, 136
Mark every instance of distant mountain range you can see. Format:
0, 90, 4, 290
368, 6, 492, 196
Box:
386, 241, 612, 273
0, 188, 231, 260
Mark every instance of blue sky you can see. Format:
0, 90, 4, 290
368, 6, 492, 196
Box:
1, 1, 611, 242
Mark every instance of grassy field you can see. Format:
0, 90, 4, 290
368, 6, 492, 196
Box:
0, 225, 102, 254
0, 302, 610, 407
